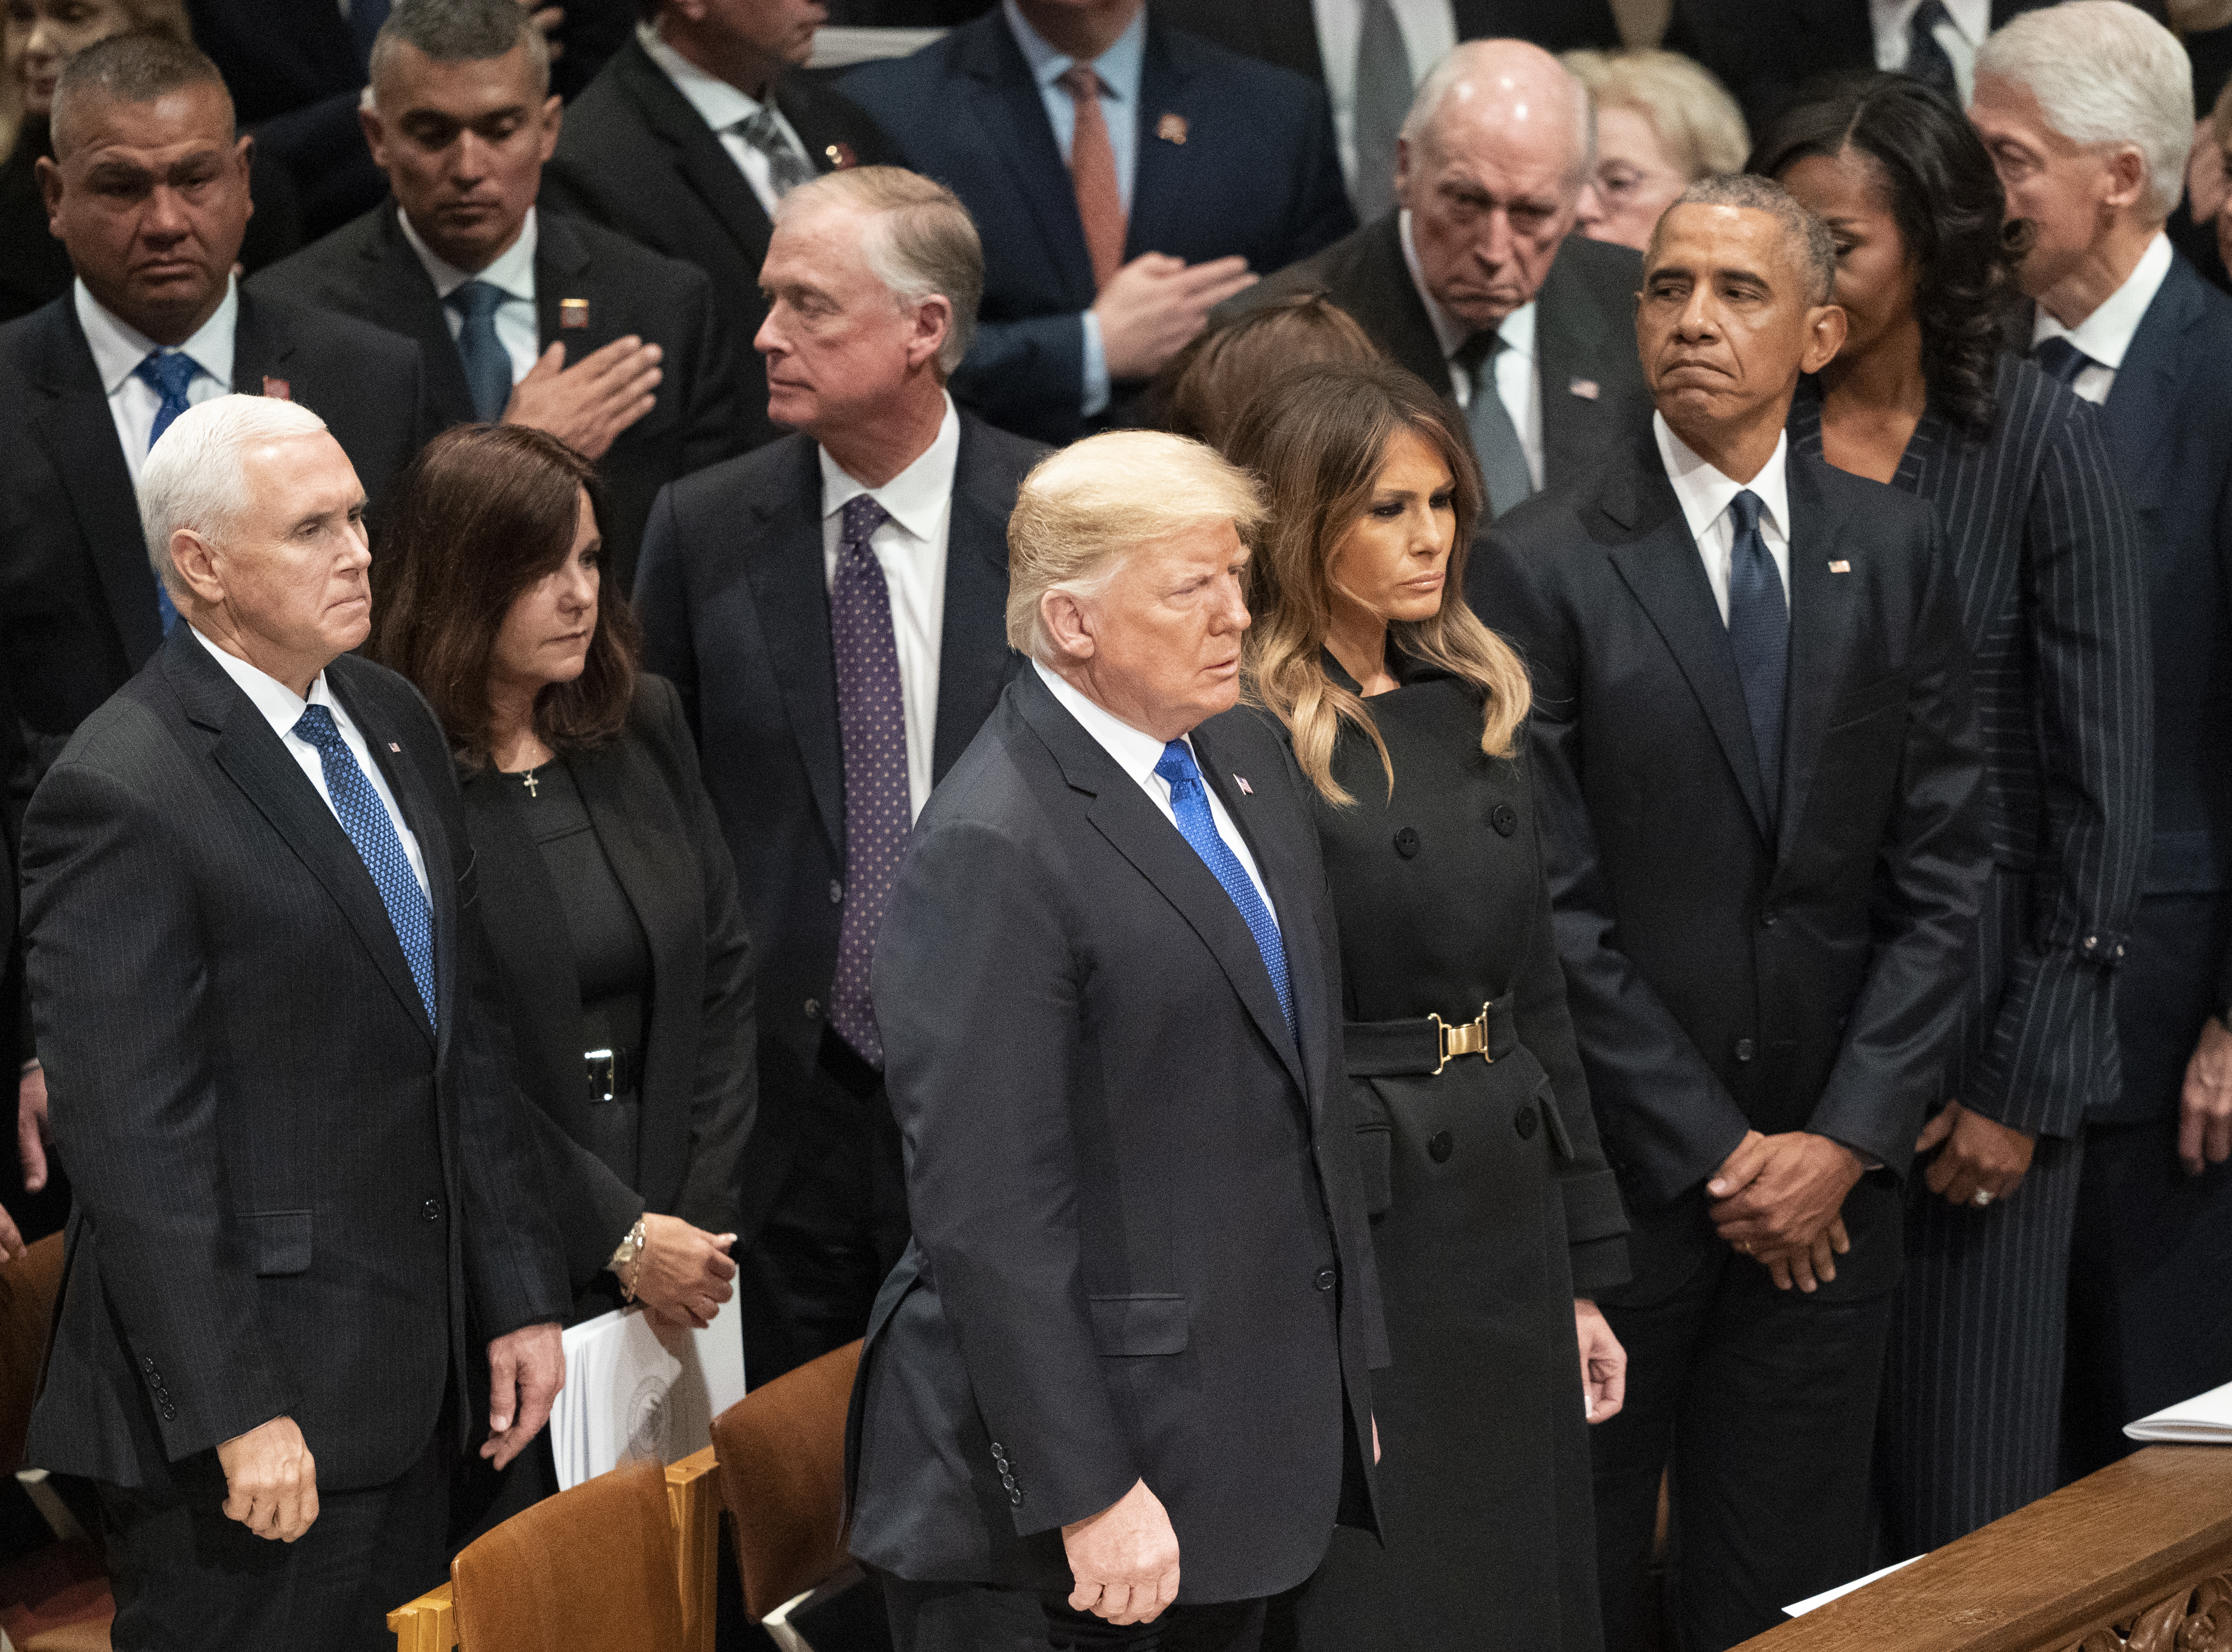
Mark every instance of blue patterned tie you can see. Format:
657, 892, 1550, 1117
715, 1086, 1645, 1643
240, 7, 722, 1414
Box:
1725, 490, 1789, 820
292, 704, 438, 1031
1154, 739, 1295, 1035
829, 494, 908, 1068
135, 350, 199, 635
2033, 336, 2096, 387
446, 279, 514, 423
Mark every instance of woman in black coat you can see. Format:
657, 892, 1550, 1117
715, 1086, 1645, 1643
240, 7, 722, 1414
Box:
1757, 75, 2151, 1551
1226, 362, 1632, 1652
374, 424, 756, 1535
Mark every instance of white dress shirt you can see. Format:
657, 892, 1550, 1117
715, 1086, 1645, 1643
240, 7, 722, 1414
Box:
1654, 412, 1793, 625
1308, 0, 1457, 190
1032, 659, 1280, 924
1870, 0, 1991, 105
638, 20, 809, 219
2031, 231, 2174, 406
1400, 211, 1545, 489
190, 626, 430, 897
821, 394, 963, 822
399, 206, 543, 386
76, 277, 239, 482
1003, 0, 1148, 419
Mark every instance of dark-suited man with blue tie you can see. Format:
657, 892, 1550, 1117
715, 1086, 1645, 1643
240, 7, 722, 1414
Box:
18, 394, 571, 1651
1969, 0, 2232, 1473
635, 166, 1047, 1385
848, 428, 1386, 1652
837, 0, 1354, 446
1471, 175, 1989, 1652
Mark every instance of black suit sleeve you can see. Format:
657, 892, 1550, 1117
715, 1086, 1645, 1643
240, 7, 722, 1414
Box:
1276, 80, 1356, 268
633, 486, 700, 738
948, 315, 1090, 444
671, 264, 743, 476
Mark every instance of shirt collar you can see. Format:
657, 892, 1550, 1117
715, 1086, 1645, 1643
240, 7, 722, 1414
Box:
75, 275, 239, 396
2031, 230, 2173, 373
1002, 0, 1148, 104
1397, 209, 1536, 363
638, 18, 770, 132
189, 623, 340, 740
1032, 657, 1188, 788
820, 393, 962, 544
1873, 0, 1989, 42
1653, 410, 1791, 547
398, 205, 539, 302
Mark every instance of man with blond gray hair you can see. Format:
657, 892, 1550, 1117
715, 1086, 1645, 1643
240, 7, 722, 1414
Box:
846, 429, 1386, 1651
1225, 37, 1649, 518
1970, 0, 2232, 1475
637, 166, 1046, 1386
19, 394, 569, 1650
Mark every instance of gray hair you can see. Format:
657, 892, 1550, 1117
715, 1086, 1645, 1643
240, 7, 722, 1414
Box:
1561, 47, 1749, 181
1401, 40, 1597, 188
140, 395, 331, 599
51, 34, 233, 162
1975, 1, 2192, 225
1657, 172, 1836, 304
370, 0, 551, 105
1005, 431, 1267, 666
775, 166, 984, 375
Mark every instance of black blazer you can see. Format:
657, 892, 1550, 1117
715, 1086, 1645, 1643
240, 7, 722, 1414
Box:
845, 671, 1386, 1598
1470, 430, 1990, 1301
632, 410, 1046, 1247
21, 632, 570, 1493
1152, 0, 1622, 79
247, 202, 742, 595
0, 288, 437, 808
459, 675, 756, 1297
838, 13, 1355, 445
540, 37, 895, 455
1227, 216, 1651, 496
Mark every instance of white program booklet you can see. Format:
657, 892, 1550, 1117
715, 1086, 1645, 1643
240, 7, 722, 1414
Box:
549, 1300, 748, 1490
2125, 1378, 2232, 1443
1784, 1557, 1923, 1618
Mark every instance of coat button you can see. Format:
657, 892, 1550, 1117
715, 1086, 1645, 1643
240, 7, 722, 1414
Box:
1489, 803, 1518, 837
1514, 1105, 1538, 1140
1393, 826, 1421, 858
1760, 909, 1778, 928
1315, 1267, 1337, 1291
1734, 1038, 1755, 1062
1000, 1472, 1016, 1489
804, 998, 821, 1018
989, 1441, 1004, 1456
143, 1356, 156, 1372
1009, 1490, 1024, 1505
1428, 1130, 1454, 1163
162, 1405, 177, 1421
423, 1199, 442, 1222
830, 880, 844, 905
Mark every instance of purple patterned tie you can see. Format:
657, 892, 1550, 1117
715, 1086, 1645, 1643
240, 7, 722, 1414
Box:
829, 493, 908, 1067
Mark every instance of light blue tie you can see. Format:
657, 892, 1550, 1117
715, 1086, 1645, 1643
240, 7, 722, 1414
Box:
1725, 489, 1788, 820
135, 350, 200, 635
446, 279, 513, 423
292, 703, 438, 1031
1154, 739, 1296, 1035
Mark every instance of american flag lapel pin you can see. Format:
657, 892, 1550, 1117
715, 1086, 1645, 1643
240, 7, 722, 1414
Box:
261, 376, 291, 401
1828, 559, 1851, 573
559, 298, 591, 331
1235, 774, 1253, 795
1568, 377, 1600, 400
389, 742, 402, 753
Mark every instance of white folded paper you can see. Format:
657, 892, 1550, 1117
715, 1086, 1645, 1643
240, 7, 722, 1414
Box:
549, 1301, 748, 1490
2125, 1378, 2232, 1443
1784, 1556, 1923, 1618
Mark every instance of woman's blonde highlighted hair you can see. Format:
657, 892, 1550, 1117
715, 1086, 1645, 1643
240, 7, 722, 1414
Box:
1225, 362, 1531, 805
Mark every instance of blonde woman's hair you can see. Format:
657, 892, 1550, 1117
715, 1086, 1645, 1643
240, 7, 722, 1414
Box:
1562, 47, 1750, 182
1225, 362, 1531, 806
1006, 430, 1267, 664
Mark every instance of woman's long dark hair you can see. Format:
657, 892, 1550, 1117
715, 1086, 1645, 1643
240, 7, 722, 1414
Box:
1750, 72, 2029, 434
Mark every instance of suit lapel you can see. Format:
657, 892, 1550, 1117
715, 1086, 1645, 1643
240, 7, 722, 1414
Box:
1601, 459, 1775, 840
745, 441, 846, 861
1772, 456, 1865, 864
20, 304, 166, 670
625, 38, 776, 268
1534, 243, 1622, 488
1360, 215, 1458, 396
534, 207, 618, 363
2101, 255, 2198, 506
934, 421, 1021, 781
364, 204, 477, 424
230, 290, 299, 402
1125, 25, 1195, 263
958, 16, 1098, 308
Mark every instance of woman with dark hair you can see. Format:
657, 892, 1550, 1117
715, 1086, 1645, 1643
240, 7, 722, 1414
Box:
1227, 361, 1629, 1652
374, 424, 756, 1535
1753, 74, 2151, 1551
1145, 293, 1381, 450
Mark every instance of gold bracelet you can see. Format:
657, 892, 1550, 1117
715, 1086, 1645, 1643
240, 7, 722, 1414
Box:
610, 1215, 647, 1304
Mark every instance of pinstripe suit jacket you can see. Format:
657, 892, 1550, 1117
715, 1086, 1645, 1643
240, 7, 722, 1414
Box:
20, 630, 570, 1493
1790, 358, 2152, 1140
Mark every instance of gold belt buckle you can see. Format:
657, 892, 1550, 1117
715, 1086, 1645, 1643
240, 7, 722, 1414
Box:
1428, 1002, 1495, 1075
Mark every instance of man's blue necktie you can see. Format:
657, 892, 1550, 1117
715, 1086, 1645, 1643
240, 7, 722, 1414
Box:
446, 280, 513, 423
135, 350, 199, 635
1904, 0, 1959, 98
2033, 336, 2097, 387
1725, 489, 1789, 818
1154, 739, 1296, 1035
292, 704, 438, 1031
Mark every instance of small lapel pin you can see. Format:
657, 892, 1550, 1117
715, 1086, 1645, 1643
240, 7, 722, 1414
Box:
1568, 377, 1600, 401
559, 298, 591, 331
388, 742, 402, 753
1828, 559, 1851, 573
1157, 112, 1189, 145
1235, 774, 1253, 795
261, 376, 291, 401
825, 141, 858, 169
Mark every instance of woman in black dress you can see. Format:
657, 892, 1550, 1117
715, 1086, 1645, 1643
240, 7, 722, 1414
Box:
1755, 76, 2151, 1550
374, 424, 757, 1534
1225, 362, 1631, 1652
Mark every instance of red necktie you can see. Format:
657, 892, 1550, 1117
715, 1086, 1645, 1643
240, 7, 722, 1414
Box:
1058, 65, 1126, 292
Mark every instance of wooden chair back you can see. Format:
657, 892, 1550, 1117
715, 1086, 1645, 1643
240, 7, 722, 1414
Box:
710, 1340, 863, 1621
0, 1234, 65, 1474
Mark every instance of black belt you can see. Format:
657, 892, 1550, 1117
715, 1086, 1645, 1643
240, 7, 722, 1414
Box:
584, 1045, 642, 1105
1344, 994, 1517, 1077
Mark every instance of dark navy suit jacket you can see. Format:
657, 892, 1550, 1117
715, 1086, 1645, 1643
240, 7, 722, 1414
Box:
839, 13, 1354, 445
